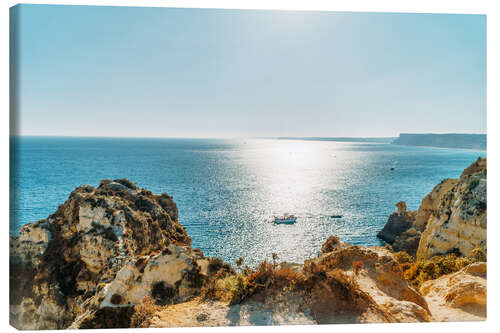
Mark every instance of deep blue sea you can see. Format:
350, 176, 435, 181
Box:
10, 137, 486, 266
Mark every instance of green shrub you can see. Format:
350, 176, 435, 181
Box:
223, 273, 249, 304
468, 247, 487, 262
467, 178, 480, 191
402, 253, 473, 287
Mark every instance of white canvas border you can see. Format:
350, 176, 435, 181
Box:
1, 1, 498, 332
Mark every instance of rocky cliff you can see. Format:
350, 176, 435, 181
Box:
377, 201, 419, 255
378, 157, 486, 260
9, 179, 224, 329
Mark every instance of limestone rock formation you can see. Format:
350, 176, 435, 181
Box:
377, 202, 417, 245
417, 157, 486, 259
396, 201, 407, 215
310, 242, 431, 323
419, 262, 486, 321
9, 179, 209, 330
378, 157, 486, 259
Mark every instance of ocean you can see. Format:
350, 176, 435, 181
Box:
10, 137, 486, 267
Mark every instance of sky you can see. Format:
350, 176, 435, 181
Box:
11, 4, 486, 138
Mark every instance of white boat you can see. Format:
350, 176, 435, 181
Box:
273, 214, 297, 224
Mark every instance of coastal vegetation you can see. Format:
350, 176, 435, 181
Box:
394, 249, 486, 287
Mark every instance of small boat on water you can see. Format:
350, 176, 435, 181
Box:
273, 213, 297, 224
330, 215, 343, 219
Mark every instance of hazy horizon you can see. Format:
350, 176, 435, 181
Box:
10, 133, 486, 141
11, 5, 486, 138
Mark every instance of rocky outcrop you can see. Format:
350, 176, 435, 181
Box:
378, 157, 486, 259
377, 203, 417, 245
308, 241, 430, 323
417, 157, 486, 259
9, 179, 212, 330
419, 262, 486, 321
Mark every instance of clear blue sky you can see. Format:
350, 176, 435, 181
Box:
13, 4, 486, 138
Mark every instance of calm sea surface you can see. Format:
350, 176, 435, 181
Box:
10, 137, 486, 266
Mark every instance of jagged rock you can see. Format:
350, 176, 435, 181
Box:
413, 178, 459, 231
396, 201, 407, 215
9, 179, 204, 330
377, 203, 416, 245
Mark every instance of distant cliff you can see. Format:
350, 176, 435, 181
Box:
392, 134, 486, 150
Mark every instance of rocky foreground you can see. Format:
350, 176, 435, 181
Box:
10, 158, 487, 329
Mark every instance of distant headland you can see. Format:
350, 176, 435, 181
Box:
392, 133, 486, 150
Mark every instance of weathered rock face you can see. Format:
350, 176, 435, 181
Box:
417, 157, 486, 259
308, 242, 431, 323
9, 179, 207, 330
378, 157, 486, 259
377, 179, 460, 256
419, 262, 486, 321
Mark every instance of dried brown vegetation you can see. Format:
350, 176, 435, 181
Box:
130, 296, 166, 328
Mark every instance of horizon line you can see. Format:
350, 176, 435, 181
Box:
10, 133, 486, 140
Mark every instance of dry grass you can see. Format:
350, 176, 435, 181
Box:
200, 259, 306, 305
130, 296, 167, 328
352, 261, 363, 275
200, 269, 233, 302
